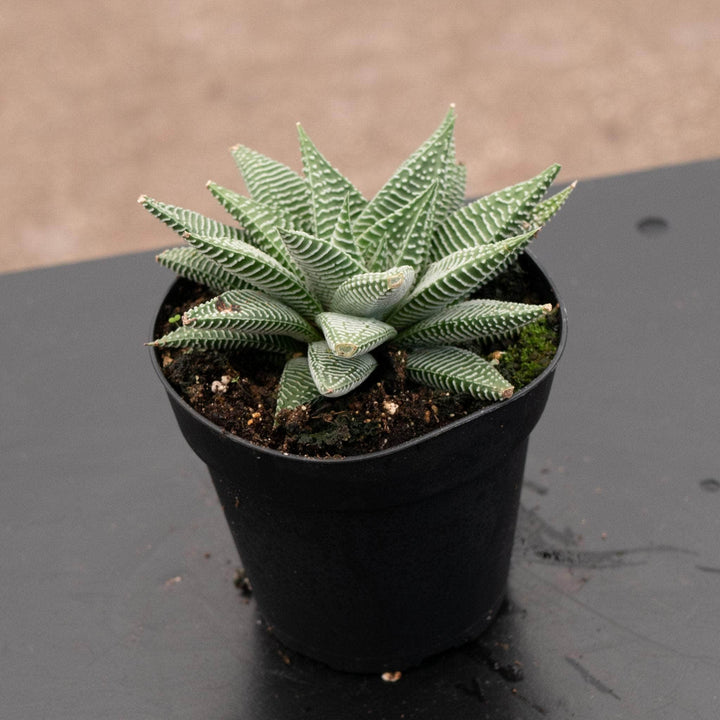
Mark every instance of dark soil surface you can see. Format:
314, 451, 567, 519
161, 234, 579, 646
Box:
153, 261, 561, 458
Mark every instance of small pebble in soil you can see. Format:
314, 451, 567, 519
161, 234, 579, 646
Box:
381, 671, 402, 683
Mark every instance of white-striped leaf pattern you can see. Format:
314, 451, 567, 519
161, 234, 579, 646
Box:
181, 232, 322, 320
353, 108, 456, 261
394, 299, 552, 348
358, 182, 439, 272
307, 341, 378, 397
155, 247, 251, 292
230, 144, 313, 230
430, 164, 561, 260
149, 326, 302, 353
182, 289, 321, 342
405, 346, 514, 401
429, 123, 466, 231
297, 123, 367, 240
275, 356, 322, 414
385, 230, 536, 329
315, 312, 396, 358
278, 228, 365, 307
532, 182, 576, 227
329, 265, 416, 318
436, 159, 467, 221
139, 195, 247, 242
329, 194, 364, 266
206, 181, 301, 274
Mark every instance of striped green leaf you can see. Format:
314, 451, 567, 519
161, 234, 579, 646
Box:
358, 181, 439, 272
430, 121, 466, 229
230, 144, 313, 230
139, 195, 247, 242
436, 161, 467, 221
354, 107, 456, 262
206, 181, 301, 274
278, 228, 365, 307
329, 193, 364, 266
406, 346, 514, 401
307, 341, 378, 397
395, 299, 552, 348
275, 356, 323, 413
532, 181, 576, 227
297, 123, 367, 239
149, 326, 302, 353
315, 312, 396, 358
182, 289, 321, 342
430, 164, 561, 259
329, 265, 416, 318
385, 230, 536, 329
155, 246, 251, 292
181, 231, 322, 320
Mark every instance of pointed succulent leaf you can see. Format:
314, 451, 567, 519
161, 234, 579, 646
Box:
181, 232, 322, 320
155, 246, 252, 292
149, 326, 302, 353
206, 181, 301, 274
532, 181, 577, 227
278, 227, 366, 307
139, 195, 247, 242
436, 161, 467, 220
395, 299, 552, 348
353, 107, 456, 259
315, 312, 396, 358
275, 356, 323, 414
431, 123, 466, 225
359, 181, 439, 272
431, 164, 561, 259
329, 193, 364, 266
297, 123, 367, 239
329, 265, 416, 318
386, 229, 536, 329
230, 144, 313, 229
391, 182, 441, 270
307, 341, 378, 397
182, 289, 321, 342
405, 346, 514, 401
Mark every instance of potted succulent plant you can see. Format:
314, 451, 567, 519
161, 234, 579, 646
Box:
142, 107, 573, 673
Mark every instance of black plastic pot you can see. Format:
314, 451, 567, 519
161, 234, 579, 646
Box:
150, 253, 566, 673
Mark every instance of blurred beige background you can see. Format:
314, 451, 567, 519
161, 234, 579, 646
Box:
2, 0, 719, 274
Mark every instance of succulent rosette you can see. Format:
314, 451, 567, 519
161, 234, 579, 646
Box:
142, 107, 574, 419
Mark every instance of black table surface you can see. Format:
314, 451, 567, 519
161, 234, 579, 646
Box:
2, 160, 719, 719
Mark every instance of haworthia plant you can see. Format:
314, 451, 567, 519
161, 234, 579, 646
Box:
144, 107, 574, 417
